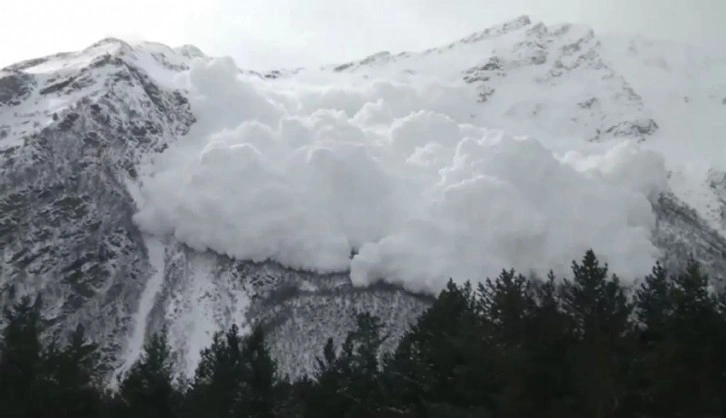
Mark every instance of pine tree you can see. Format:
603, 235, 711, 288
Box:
524, 271, 579, 417
237, 325, 277, 418
319, 337, 337, 371
186, 324, 245, 418
2, 251, 726, 418
305, 337, 346, 418
560, 250, 630, 338
341, 313, 387, 417
635, 262, 671, 333
474, 271, 523, 416
186, 324, 279, 418
118, 329, 178, 418
44, 324, 104, 417
477, 269, 534, 336
656, 260, 726, 416
306, 313, 388, 418
560, 250, 635, 418
0, 296, 47, 417
385, 280, 497, 416
632, 262, 673, 415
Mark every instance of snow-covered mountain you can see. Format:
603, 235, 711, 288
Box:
1, 16, 725, 382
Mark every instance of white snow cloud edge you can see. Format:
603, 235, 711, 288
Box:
133, 57, 668, 294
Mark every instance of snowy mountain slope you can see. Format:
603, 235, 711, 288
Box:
320, 17, 726, 235
0, 38, 196, 365
323, 16, 658, 144
0, 38, 429, 379
599, 35, 726, 239
303, 15, 726, 273
1, 17, 725, 382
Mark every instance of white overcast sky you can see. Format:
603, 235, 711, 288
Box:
1, 0, 723, 70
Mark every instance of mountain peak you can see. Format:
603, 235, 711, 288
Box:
175, 44, 206, 60
86, 37, 134, 51
457, 14, 533, 44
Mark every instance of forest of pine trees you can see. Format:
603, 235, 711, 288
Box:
3, 250, 726, 417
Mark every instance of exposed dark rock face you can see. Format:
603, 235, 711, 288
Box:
0, 72, 35, 106
652, 193, 726, 286
603, 119, 659, 141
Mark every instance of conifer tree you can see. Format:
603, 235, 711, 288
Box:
237, 325, 277, 418
0, 296, 47, 417
385, 280, 497, 416
186, 324, 279, 418
4, 250, 726, 418
44, 324, 104, 417
635, 262, 671, 332
306, 313, 388, 418
304, 337, 348, 418
477, 269, 534, 336
186, 324, 245, 418
560, 250, 634, 418
524, 272, 579, 417
118, 329, 178, 418
631, 262, 672, 415
653, 260, 726, 416
341, 313, 387, 417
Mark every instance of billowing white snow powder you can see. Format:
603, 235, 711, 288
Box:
134, 56, 668, 294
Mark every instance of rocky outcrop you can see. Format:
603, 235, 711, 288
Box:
652, 193, 726, 286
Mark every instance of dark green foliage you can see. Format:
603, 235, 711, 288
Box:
3, 250, 726, 417
305, 313, 388, 418
560, 250, 636, 418
633, 260, 726, 417
185, 324, 246, 418
635, 261, 670, 331
43, 324, 105, 417
0, 296, 46, 417
183, 324, 278, 418
0, 297, 104, 417
384, 279, 498, 416
238, 325, 278, 418
117, 328, 179, 418
519, 272, 579, 417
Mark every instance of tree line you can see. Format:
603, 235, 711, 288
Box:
2, 249, 726, 417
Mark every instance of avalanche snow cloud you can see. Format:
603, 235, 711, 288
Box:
134, 56, 668, 293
